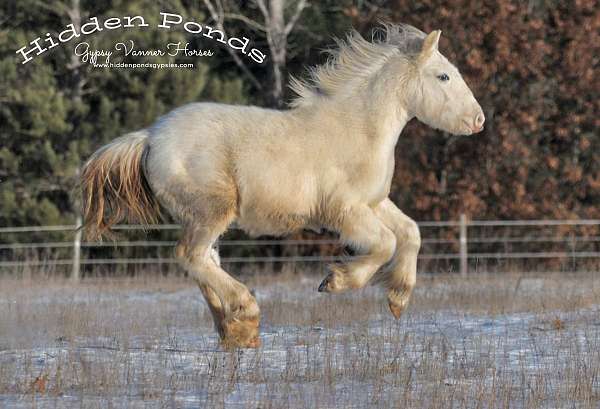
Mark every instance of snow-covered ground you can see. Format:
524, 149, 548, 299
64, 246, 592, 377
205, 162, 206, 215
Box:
0, 274, 599, 408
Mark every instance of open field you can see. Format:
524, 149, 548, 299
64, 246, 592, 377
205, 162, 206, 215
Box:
0, 270, 599, 408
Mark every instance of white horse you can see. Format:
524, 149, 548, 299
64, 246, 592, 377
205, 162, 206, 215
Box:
81, 24, 484, 348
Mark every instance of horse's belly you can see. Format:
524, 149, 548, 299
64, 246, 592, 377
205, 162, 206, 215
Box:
236, 212, 308, 237
237, 193, 311, 236
236, 176, 316, 237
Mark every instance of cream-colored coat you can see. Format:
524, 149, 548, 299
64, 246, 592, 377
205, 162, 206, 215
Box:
81, 24, 484, 348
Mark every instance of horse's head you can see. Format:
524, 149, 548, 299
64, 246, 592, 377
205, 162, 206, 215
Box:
407, 30, 484, 135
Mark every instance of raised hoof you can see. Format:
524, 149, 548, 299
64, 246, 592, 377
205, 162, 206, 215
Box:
318, 273, 341, 293
220, 316, 261, 349
318, 264, 349, 293
388, 301, 406, 319
388, 290, 412, 320
318, 276, 330, 292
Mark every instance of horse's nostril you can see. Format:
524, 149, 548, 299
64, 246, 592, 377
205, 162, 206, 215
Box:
475, 113, 485, 128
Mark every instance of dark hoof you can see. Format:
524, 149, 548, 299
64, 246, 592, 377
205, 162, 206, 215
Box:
318, 277, 330, 292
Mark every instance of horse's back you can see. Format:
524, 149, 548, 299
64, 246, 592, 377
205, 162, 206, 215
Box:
143, 102, 304, 227
143, 102, 321, 234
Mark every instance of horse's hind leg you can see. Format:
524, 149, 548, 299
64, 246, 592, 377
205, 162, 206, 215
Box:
196, 248, 226, 338
198, 283, 225, 337
177, 222, 260, 349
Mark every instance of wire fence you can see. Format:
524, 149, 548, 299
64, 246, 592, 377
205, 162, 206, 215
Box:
2, 217, 600, 277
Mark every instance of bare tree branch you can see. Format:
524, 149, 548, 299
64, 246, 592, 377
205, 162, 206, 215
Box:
284, 0, 308, 35
203, 0, 222, 25
294, 23, 325, 41
31, 0, 70, 16
203, 0, 308, 106
215, 0, 224, 20
223, 13, 267, 32
254, 0, 270, 20
202, 0, 263, 90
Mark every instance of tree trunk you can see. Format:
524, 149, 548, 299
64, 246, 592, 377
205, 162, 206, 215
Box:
266, 0, 287, 107
67, 0, 84, 104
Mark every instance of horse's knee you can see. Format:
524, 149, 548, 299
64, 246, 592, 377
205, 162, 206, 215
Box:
399, 218, 421, 249
375, 228, 397, 262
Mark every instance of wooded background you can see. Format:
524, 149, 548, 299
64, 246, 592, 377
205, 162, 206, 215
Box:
1, 0, 598, 232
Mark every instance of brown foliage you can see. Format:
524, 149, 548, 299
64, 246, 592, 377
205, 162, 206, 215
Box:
377, 0, 600, 221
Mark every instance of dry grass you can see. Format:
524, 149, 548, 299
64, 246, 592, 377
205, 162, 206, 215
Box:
0, 270, 599, 408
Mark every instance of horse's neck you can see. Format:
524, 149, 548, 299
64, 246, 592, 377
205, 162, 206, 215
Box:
339, 85, 411, 154
368, 74, 411, 141
311, 90, 409, 201
294, 82, 411, 153
369, 102, 410, 154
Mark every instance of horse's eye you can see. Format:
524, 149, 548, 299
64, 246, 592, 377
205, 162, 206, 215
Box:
437, 73, 450, 82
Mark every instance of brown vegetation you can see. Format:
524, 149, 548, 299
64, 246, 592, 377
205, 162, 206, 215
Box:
347, 0, 600, 221
1, 270, 598, 407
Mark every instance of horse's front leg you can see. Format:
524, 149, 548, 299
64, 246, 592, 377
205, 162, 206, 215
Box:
318, 204, 397, 292
373, 198, 421, 319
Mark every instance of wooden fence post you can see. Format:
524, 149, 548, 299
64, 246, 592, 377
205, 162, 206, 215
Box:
459, 214, 468, 277
72, 215, 82, 281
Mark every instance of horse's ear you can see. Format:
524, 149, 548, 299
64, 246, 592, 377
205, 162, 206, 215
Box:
418, 30, 441, 65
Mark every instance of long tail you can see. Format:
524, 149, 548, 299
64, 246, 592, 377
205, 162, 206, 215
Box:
80, 130, 161, 240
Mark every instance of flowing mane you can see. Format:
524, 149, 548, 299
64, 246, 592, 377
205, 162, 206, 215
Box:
289, 23, 427, 108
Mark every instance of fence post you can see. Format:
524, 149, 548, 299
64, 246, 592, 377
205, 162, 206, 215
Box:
72, 215, 82, 281
459, 214, 468, 277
